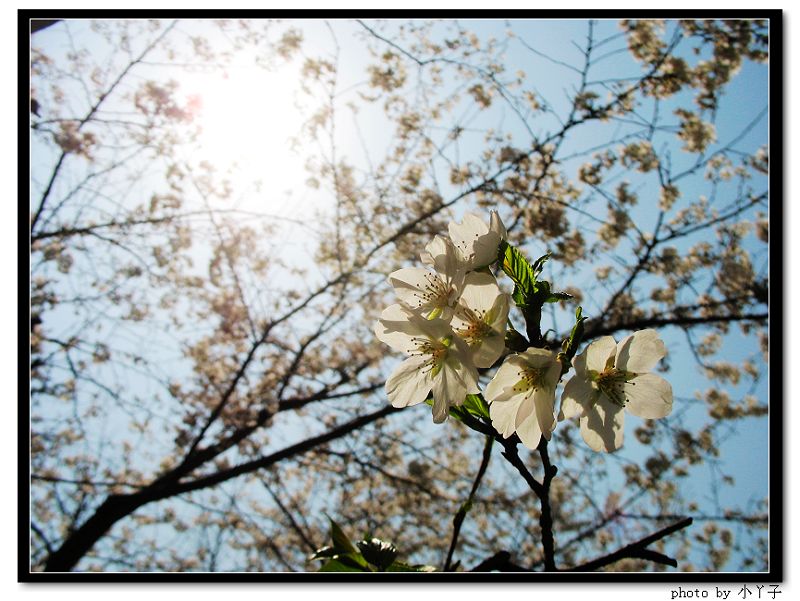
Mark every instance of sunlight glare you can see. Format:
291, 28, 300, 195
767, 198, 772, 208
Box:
184, 62, 311, 219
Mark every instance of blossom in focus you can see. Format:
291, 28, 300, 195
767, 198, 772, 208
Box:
484, 348, 561, 449
390, 235, 465, 320
374, 303, 479, 423
448, 210, 507, 269
560, 329, 673, 452
451, 272, 510, 368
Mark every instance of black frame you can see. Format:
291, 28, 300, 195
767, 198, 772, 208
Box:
19, 8, 783, 583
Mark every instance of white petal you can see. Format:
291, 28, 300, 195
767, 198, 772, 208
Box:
420, 235, 447, 267
486, 293, 510, 331
388, 267, 439, 311
515, 394, 535, 429
489, 394, 525, 438
385, 357, 432, 408
431, 395, 450, 424
484, 357, 524, 402
624, 373, 673, 419
472, 333, 504, 368
571, 345, 589, 377
489, 210, 507, 240
533, 388, 556, 440
544, 356, 563, 388
420, 317, 454, 341
516, 407, 543, 450
459, 272, 501, 314
449, 213, 488, 246
373, 304, 421, 352
582, 336, 618, 373
615, 329, 667, 373
450, 336, 481, 394
520, 347, 560, 369
433, 360, 467, 413
375, 305, 453, 353
580, 396, 625, 452
448, 213, 500, 268
470, 233, 502, 268
457, 362, 481, 397
421, 235, 464, 282
559, 396, 583, 421
560, 373, 596, 419
450, 277, 493, 333
464, 369, 481, 395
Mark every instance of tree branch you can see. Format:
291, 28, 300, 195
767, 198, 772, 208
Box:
469, 550, 530, 572
168, 405, 401, 497
584, 312, 768, 340
536, 438, 558, 571
498, 438, 544, 498
565, 516, 693, 571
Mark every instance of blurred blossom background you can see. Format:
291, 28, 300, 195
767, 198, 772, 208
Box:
28, 17, 772, 573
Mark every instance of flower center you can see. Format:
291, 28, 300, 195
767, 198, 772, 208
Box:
594, 367, 633, 407
414, 273, 451, 314
456, 306, 492, 344
408, 336, 451, 377
512, 367, 547, 394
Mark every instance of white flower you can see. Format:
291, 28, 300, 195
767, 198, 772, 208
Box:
484, 348, 561, 449
560, 329, 673, 453
390, 235, 465, 320
451, 272, 510, 368
374, 303, 480, 423
448, 211, 507, 270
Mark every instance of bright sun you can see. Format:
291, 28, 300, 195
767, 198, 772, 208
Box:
182, 61, 311, 218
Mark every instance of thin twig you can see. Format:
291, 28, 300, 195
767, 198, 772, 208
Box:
262, 480, 318, 554
30, 21, 178, 235
444, 435, 493, 571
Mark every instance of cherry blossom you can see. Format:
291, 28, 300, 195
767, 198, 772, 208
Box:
560, 329, 673, 452
484, 348, 561, 449
450, 272, 510, 368
448, 211, 507, 269
374, 303, 479, 423
390, 235, 465, 320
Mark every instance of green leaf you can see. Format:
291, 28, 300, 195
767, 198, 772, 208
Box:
532, 280, 572, 305
499, 241, 537, 307
312, 521, 371, 570
564, 306, 588, 362
319, 556, 371, 572
386, 561, 437, 572
530, 252, 551, 277
462, 394, 490, 420
424, 396, 490, 433
500, 243, 563, 311
328, 516, 359, 555
310, 545, 338, 560
534, 279, 551, 303
357, 538, 398, 570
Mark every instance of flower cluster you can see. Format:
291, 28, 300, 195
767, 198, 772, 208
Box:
374, 212, 509, 423
375, 212, 673, 451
